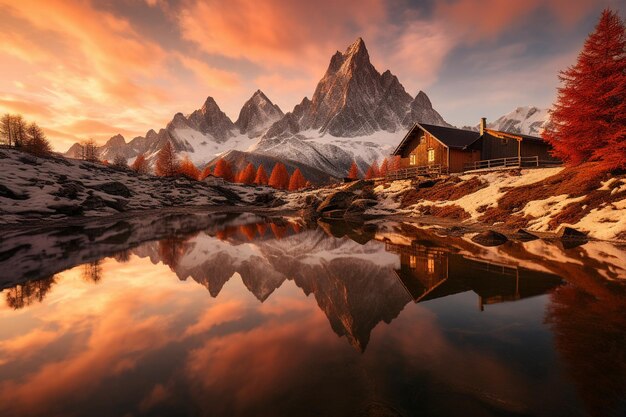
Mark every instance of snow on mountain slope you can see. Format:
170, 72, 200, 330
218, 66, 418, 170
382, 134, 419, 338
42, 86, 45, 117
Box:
488, 106, 549, 136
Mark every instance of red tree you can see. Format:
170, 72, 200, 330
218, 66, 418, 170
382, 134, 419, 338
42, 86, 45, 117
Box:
213, 158, 234, 182
177, 156, 200, 180
131, 153, 149, 174
268, 162, 289, 189
543, 9, 626, 169
199, 164, 211, 180
288, 168, 306, 191
254, 165, 269, 185
379, 157, 389, 177
365, 161, 380, 179
390, 155, 402, 172
239, 162, 256, 184
347, 161, 359, 179
155, 141, 179, 177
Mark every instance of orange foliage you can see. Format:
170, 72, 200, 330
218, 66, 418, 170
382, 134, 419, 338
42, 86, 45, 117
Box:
155, 141, 179, 177
239, 224, 257, 240
254, 165, 269, 185
239, 162, 256, 184
347, 161, 359, 179
213, 158, 234, 182
177, 156, 200, 180
365, 161, 380, 179
256, 223, 268, 236
268, 162, 289, 189
270, 223, 288, 239
379, 157, 389, 176
199, 164, 212, 180
131, 153, 149, 174
288, 168, 307, 190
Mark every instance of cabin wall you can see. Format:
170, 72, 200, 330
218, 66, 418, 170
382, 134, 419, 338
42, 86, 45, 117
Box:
449, 149, 481, 173
520, 141, 559, 161
397, 130, 448, 169
480, 136, 519, 160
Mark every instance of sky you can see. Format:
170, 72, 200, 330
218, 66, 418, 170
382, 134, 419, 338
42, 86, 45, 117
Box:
0, 0, 623, 151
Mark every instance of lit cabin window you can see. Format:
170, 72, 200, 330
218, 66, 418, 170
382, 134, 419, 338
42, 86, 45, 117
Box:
427, 254, 435, 274
409, 154, 416, 165
409, 255, 417, 269
427, 148, 435, 163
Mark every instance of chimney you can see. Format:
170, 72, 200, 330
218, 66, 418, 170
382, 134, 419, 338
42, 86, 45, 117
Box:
479, 117, 487, 135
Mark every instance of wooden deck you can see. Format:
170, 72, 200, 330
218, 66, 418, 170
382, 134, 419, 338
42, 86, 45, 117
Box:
385, 164, 445, 180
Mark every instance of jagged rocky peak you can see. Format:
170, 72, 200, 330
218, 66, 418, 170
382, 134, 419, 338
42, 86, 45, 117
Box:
235, 90, 284, 137
186, 96, 235, 142
105, 134, 126, 147
402, 90, 450, 128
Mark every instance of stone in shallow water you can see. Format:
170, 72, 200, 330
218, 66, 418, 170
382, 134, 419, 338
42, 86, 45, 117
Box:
513, 229, 539, 242
557, 226, 587, 240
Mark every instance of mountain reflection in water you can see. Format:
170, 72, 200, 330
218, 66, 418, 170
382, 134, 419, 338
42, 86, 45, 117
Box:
0, 212, 624, 417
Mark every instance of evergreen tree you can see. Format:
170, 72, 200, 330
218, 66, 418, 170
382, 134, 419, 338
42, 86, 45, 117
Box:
155, 141, 179, 177
544, 9, 626, 169
379, 157, 389, 177
347, 161, 359, 179
199, 164, 212, 180
112, 154, 128, 170
239, 162, 256, 184
288, 168, 306, 190
0, 113, 12, 146
213, 158, 234, 182
131, 154, 149, 174
177, 156, 200, 180
268, 162, 289, 189
254, 165, 269, 185
365, 161, 380, 179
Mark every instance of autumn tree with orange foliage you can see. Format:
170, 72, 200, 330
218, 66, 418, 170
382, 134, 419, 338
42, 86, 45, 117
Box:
390, 155, 401, 172
379, 157, 389, 177
155, 141, 179, 177
177, 156, 200, 180
199, 164, 212, 180
543, 9, 626, 170
347, 161, 359, 180
288, 168, 307, 190
213, 158, 234, 182
239, 162, 256, 184
131, 154, 149, 174
268, 162, 289, 189
365, 161, 380, 179
254, 165, 269, 185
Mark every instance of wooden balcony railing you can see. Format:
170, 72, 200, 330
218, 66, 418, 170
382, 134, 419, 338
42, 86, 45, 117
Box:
462, 156, 560, 172
385, 164, 444, 180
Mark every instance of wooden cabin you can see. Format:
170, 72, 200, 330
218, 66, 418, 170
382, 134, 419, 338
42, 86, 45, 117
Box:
392, 119, 559, 173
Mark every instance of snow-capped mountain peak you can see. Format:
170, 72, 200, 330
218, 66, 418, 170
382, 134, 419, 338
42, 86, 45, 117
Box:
235, 90, 284, 138
488, 106, 549, 136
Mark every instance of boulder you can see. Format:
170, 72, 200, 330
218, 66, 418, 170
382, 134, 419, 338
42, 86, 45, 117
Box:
103, 198, 129, 212
513, 229, 539, 242
471, 230, 509, 247
92, 181, 132, 198
343, 179, 373, 192
54, 182, 83, 200
557, 226, 588, 240
82, 195, 106, 210
317, 191, 355, 213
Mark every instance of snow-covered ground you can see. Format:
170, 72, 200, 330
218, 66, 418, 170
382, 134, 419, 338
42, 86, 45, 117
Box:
0, 148, 283, 225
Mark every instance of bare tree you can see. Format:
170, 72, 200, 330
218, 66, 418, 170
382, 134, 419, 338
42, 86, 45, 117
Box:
0, 113, 12, 146
24, 122, 51, 157
12, 115, 27, 148
81, 139, 99, 162
112, 153, 128, 170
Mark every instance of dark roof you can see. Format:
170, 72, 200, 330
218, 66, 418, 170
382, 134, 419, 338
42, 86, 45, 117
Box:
393, 123, 548, 155
393, 123, 480, 155
484, 131, 546, 143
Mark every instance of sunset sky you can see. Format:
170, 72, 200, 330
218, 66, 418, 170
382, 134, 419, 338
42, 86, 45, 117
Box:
0, 0, 622, 151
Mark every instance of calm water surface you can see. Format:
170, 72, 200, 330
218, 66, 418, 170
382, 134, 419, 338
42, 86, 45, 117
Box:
0, 212, 624, 417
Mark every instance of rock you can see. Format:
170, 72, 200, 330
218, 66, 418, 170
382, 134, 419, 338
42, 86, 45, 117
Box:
18, 154, 38, 165
92, 181, 132, 198
471, 230, 509, 247
346, 198, 378, 212
418, 179, 437, 188
320, 209, 346, 219
445, 225, 467, 237
82, 195, 106, 210
54, 182, 83, 200
269, 197, 286, 207
0, 184, 29, 200
343, 180, 373, 192
48, 203, 84, 216
254, 193, 274, 205
557, 226, 587, 240
103, 198, 129, 212
513, 229, 539, 242
317, 190, 355, 213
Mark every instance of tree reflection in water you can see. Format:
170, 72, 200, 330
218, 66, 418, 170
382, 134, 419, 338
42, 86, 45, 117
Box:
5, 275, 57, 310
546, 284, 626, 417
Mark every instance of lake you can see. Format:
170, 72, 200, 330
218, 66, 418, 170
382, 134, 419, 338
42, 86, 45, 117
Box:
0, 212, 624, 417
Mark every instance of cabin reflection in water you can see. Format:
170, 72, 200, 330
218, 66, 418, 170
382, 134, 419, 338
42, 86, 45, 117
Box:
385, 240, 563, 310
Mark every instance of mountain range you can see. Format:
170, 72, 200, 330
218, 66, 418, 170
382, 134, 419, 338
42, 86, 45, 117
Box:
65, 38, 549, 182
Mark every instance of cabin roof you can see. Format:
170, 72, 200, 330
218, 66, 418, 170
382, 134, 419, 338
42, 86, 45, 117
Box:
393, 123, 547, 155
393, 123, 481, 155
